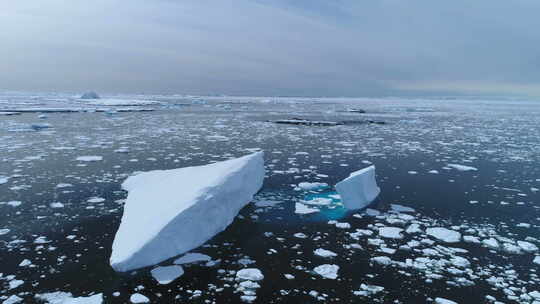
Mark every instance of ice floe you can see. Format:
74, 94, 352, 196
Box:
335, 166, 380, 210
110, 152, 264, 271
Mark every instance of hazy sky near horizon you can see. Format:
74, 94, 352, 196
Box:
1, 0, 540, 97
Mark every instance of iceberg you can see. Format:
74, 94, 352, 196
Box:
335, 166, 380, 210
80, 91, 100, 99
110, 152, 264, 272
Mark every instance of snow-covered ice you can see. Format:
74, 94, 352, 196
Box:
426, 227, 461, 243
313, 264, 339, 279
447, 164, 478, 172
34, 292, 103, 304
110, 152, 265, 271
76, 156, 103, 162
295, 202, 320, 214
335, 166, 380, 210
236, 268, 264, 281
173, 252, 212, 265
150, 265, 184, 284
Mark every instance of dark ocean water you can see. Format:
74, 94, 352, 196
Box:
1, 94, 539, 303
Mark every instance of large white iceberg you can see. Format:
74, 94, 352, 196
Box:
110, 152, 265, 272
335, 165, 380, 210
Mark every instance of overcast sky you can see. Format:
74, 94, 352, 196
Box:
1, 0, 539, 97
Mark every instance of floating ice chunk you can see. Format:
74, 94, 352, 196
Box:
302, 197, 332, 206
405, 224, 422, 234
0, 176, 9, 184
426, 227, 461, 243
130, 293, 150, 303
378, 227, 404, 239
3, 295, 23, 304
534, 256, 540, 265
517, 241, 538, 253
110, 152, 264, 272
50, 202, 64, 208
335, 166, 380, 210
298, 182, 328, 191
35, 292, 103, 304
314, 248, 338, 258
236, 268, 264, 281
435, 298, 458, 304
0, 228, 10, 235
150, 265, 184, 284
482, 238, 499, 249
76, 156, 103, 162
174, 253, 212, 265
447, 164, 478, 171
295, 203, 319, 214
19, 259, 32, 267
390, 204, 415, 213
313, 264, 339, 279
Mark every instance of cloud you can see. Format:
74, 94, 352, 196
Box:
1, 0, 539, 97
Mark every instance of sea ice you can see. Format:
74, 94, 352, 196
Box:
313, 264, 339, 279
426, 227, 461, 243
447, 164, 478, 171
236, 268, 264, 281
35, 292, 103, 304
150, 265, 184, 284
129, 293, 149, 303
76, 156, 103, 162
335, 166, 380, 210
295, 203, 319, 214
378, 227, 404, 239
110, 152, 264, 272
298, 182, 328, 191
174, 253, 212, 265
435, 298, 458, 304
314, 248, 338, 258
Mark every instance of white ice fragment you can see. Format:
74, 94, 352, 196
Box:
298, 182, 328, 191
150, 265, 184, 284
174, 253, 212, 265
517, 241, 538, 253
390, 204, 415, 213
130, 293, 150, 303
110, 152, 264, 272
76, 156, 103, 162
314, 248, 338, 258
313, 264, 339, 279
447, 164, 477, 171
335, 166, 380, 210
236, 268, 264, 281
378, 227, 404, 239
426, 227, 461, 243
295, 203, 319, 214
0, 176, 9, 185
35, 292, 103, 304
3, 295, 23, 304
534, 256, 540, 265
435, 298, 458, 304
482, 238, 500, 249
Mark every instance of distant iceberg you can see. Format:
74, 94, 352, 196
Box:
80, 91, 100, 99
335, 166, 380, 210
110, 152, 265, 272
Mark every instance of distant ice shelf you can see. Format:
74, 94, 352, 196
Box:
335, 165, 380, 210
110, 152, 265, 272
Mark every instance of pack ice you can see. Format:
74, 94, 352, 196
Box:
335, 166, 380, 210
110, 152, 265, 272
